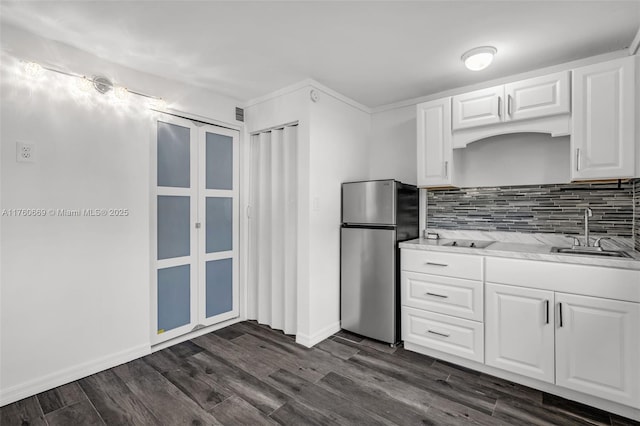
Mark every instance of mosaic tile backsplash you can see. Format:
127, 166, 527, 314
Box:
635, 179, 640, 252
426, 181, 637, 242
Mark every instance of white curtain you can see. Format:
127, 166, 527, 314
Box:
248, 125, 298, 335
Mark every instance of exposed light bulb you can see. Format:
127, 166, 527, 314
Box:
76, 76, 93, 92
150, 97, 167, 110
461, 46, 497, 71
114, 86, 129, 100
24, 62, 44, 78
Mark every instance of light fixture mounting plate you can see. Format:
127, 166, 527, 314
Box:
92, 76, 112, 94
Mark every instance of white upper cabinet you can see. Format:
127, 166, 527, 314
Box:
417, 97, 453, 187
504, 71, 570, 122
452, 86, 504, 130
571, 56, 636, 180
416, 56, 637, 187
452, 71, 570, 131
555, 293, 640, 408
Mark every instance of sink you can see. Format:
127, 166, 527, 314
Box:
550, 247, 632, 259
441, 240, 495, 249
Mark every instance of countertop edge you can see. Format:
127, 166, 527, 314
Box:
399, 239, 640, 271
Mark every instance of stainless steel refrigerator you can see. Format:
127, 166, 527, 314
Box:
340, 179, 419, 345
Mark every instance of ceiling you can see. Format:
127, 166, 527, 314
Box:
1, 1, 639, 108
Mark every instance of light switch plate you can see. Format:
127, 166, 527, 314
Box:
16, 142, 35, 163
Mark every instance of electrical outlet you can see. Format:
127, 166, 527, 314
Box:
16, 142, 35, 163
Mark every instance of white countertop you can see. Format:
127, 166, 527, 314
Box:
399, 232, 640, 271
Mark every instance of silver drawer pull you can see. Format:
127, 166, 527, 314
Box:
427, 330, 450, 338
424, 262, 448, 267
425, 292, 448, 298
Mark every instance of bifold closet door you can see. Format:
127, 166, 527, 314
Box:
153, 116, 198, 344
152, 115, 239, 345
198, 125, 239, 327
248, 125, 297, 335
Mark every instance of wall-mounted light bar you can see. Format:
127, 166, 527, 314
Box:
21, 60, 168, 109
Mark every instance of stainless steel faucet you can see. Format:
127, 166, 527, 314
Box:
584, 208, 592, 247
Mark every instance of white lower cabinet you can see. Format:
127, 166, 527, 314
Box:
556, 293, 640, 407
402, 248, 640, 417
485, 283, 555, 383
484, 267, 640, 411
401, 250, 484, 362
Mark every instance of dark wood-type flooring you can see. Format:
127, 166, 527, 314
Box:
2, 321, 639, 425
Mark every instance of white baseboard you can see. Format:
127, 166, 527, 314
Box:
0, 343, 150, 407
296, 321, 341, 348
151, 317, 243, 352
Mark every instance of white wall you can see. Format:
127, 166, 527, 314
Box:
455, 134, 571, 187
0, 24, 243, 405
307, 90, 370, 341
369, 105, 417, 185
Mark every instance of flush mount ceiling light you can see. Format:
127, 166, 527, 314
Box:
461, 46, 497, 71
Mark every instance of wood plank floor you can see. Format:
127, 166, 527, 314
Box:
2, 321, 638, 426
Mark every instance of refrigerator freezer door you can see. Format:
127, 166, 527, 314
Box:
342, 180, 396, 225
341, 227, 396, 343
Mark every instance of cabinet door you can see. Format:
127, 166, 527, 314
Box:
485, 283, 555, 383
417, 98, 453, 187
452, 85, 503, 130
504, 71, 570, 122
556, 293, 640, 407
571, 56, 635, 180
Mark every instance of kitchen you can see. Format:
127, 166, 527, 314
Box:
1, 1, 639, 425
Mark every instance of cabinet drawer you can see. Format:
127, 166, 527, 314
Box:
402, 307, 484, 362
402, 249, 483, 281
401, 271, 483, 321
486, 257, 640, 302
